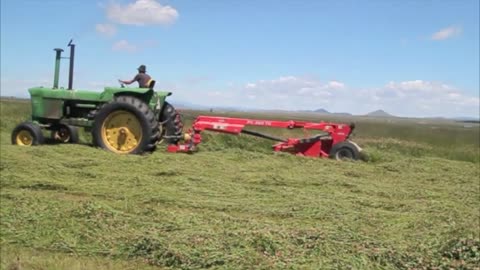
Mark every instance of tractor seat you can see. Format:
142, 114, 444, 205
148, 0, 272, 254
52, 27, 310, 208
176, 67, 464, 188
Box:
148, 79, 156, 89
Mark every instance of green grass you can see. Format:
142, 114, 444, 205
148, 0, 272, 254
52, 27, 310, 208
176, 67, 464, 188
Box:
1, 98, 479, 269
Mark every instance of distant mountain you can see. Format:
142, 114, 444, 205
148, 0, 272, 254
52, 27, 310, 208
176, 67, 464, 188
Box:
366, 110, 394, 117
313, 108, 330, 114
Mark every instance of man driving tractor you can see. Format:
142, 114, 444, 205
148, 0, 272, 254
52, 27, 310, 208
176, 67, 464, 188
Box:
118, 64, 152, 88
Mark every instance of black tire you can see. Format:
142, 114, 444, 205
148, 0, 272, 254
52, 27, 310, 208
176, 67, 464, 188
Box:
50, 124, 79, 143
91, 96, 159, 154
159, 102, 183, 144
11, 122, 44, 146
329, 141, 360, 161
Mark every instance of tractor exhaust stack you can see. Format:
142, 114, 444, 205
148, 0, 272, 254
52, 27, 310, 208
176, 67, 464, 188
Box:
67, 39, 75, 90
53, 48, 63, 89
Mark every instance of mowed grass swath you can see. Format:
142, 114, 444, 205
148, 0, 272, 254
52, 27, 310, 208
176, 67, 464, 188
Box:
1, 98, 479, 269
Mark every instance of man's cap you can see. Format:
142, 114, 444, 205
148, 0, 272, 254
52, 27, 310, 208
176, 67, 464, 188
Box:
137, 65, 146, 72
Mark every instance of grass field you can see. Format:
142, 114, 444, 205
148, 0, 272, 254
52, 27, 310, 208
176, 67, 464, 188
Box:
1, 98, 479, 270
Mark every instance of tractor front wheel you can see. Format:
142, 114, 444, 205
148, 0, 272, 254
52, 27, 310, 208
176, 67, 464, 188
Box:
51, 124, 79, 143
11, 122, 44, 146
91, 96, 159, 154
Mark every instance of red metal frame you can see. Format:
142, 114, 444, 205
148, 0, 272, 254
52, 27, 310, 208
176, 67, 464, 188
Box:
167, 115, 355, 158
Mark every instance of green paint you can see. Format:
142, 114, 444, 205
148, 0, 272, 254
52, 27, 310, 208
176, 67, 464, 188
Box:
28, 86, 172, 127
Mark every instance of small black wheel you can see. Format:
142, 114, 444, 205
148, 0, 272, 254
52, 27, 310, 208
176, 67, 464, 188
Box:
329, 141, 361, 161
11, 122, 44, 146
51, 124, 79, 143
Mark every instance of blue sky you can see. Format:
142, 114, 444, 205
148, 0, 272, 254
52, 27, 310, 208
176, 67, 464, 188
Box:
1, 0, 479, 117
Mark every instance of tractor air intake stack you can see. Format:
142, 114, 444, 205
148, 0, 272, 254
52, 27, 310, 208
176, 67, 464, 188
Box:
53, 48, 63, 89
67, 40, 75, 90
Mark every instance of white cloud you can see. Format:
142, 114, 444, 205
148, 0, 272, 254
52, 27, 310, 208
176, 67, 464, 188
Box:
211, 76, 349, 111
106, 0, 179, 26
361, 80, 479, 117
431, 25, 462, 40
326, 80, 345, 89
242, 76, 342, 95
112, 40, 137, 52
382, 80, 450, 98
95, 23, 117, 37
172, 76, 478, 118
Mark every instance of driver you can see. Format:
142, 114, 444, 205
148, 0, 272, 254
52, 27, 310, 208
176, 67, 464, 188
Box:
118, 65, 152, 88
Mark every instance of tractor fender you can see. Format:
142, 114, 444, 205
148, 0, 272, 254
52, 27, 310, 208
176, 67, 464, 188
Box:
109, 89, 171, 102
112, 91, 152, 105
111, 89, 153, 97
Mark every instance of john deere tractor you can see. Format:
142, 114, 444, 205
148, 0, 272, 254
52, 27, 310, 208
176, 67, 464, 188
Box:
11, 40, 183, 154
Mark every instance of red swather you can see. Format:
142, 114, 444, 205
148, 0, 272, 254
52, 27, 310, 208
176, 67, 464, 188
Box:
167, 115, 361, 159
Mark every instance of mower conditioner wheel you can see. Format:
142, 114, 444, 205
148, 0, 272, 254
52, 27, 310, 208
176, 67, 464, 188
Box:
11, 122, 44, 146
91, 96, 159, 154
51, 124, 79, 143
329, 141, 361, 161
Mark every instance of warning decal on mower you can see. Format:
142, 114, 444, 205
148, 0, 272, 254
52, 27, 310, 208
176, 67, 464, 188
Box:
246, 120, 272, 126
213, 124, 227, 130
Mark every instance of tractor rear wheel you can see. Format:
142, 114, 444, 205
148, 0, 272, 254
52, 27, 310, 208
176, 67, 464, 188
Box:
159, 102, 183, 145
91, 96, 159, 154
329, 141, 361, 161
51, 124, 79, 143
11, 122, 44, 146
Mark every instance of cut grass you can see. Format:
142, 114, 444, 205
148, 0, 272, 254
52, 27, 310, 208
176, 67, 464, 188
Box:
1, 99, 479, 269
1, 246, 164, 270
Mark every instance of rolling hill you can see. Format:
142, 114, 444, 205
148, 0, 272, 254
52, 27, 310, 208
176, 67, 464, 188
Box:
366, 109, 394, 117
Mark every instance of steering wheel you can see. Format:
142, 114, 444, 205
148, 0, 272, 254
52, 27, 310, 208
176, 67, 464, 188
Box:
118, 80, 125, 88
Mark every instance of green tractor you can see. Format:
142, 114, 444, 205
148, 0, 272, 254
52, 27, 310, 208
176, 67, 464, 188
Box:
11, 40, 183, 154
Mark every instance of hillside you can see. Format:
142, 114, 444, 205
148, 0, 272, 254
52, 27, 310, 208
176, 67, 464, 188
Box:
313, 108, 330, 114
366, 109, 394, 117
1, 99, 479, 269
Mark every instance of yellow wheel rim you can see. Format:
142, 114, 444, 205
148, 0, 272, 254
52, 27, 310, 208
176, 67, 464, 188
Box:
16, 130, 33, 146
101, 110, 143, 154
